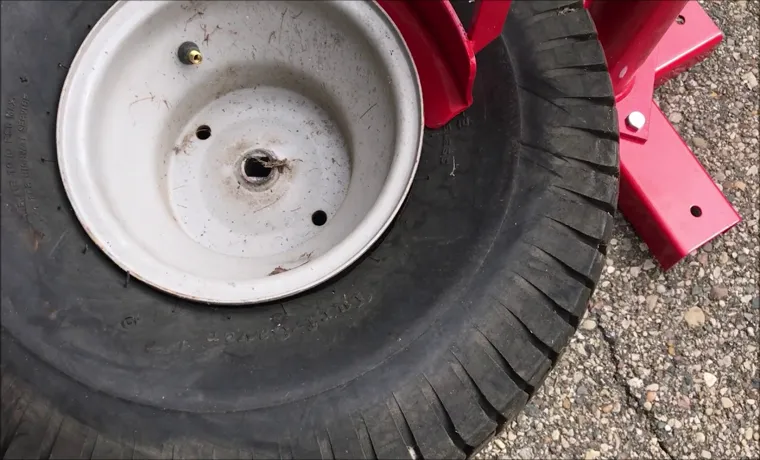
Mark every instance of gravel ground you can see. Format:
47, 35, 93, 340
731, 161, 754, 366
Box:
479, 1, 759, 459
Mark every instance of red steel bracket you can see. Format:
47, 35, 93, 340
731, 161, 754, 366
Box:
377, 0, 510, 128
618, 105, 741, 269
589, 0, 740, 270
654, 1, 724, 87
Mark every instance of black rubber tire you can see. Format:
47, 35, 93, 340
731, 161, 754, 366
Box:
0, 1, 618, 458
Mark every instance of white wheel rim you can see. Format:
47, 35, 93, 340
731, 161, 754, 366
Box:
57, 0, 423, 304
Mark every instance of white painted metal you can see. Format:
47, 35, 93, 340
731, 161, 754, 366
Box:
57, 0, 423, 304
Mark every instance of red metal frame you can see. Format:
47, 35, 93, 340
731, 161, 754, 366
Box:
376, 0, 510, 128
588, 0, 740, 269
379, 0, 740, 270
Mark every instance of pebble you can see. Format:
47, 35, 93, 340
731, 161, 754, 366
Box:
581, 320, 597, 331
551, 429, 560, 441
721, 397, 734, 409
628, 377, 643, 389
684, 307, 706, 328
693, 137, 708, 148
669, 111, 684, 123
642, 260, 656, 271
709, 285, 729, 300
645, 391, 657, 403
517, 447, 533, 459
645, 383, 660, 392
630, 266, 641, 277
646, 295, 659, 310
643, 401, 653, 411
745, 428, 754, 440
701, 450, 712, 459
656, 284, 667, 294
494, 438, 505, 449
695, 432, 706, 443
584, 449, 601, 460
719, 252, 729, 264
704, 372, 718, 388
744, 72, 758, 89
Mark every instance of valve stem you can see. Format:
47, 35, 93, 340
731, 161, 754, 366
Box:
178, 41, 202, 65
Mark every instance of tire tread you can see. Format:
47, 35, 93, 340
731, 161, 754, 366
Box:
0, 1, 617, 459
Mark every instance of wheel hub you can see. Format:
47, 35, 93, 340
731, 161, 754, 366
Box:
57, 0, 423, 304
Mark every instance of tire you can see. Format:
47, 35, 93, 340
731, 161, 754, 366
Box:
0, 1, 618, 458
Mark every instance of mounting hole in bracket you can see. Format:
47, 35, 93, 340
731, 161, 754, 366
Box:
676, 15, 686, 25
690, 205, 702, 217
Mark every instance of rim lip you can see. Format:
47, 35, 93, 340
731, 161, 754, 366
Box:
56, 0, 423, 305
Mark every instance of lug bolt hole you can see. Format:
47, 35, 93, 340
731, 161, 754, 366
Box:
196, 125, 211, 140
243, 157, 273, 179
312, 210, 327, 226
676, 15, 685, 25
690, 205, 702, 217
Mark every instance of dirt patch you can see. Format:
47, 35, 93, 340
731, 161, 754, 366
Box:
173, 132, 194, 155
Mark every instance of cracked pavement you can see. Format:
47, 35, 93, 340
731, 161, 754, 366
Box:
478, 0, 759, 458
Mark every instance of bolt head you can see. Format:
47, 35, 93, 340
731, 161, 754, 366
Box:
626, 111, 646, 131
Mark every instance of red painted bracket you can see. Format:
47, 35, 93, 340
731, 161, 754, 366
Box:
654, 1, 724, 87
377, 0, 510, 128
605, 1, 741, 269
619, 106, 740, 269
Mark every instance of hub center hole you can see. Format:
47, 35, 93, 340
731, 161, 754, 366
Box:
244, 157, 273, 179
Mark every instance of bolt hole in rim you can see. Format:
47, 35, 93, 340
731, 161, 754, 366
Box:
195, 125, 211, 140
57, 1, 423, 304
690, 205, 702, 217
312, 210, 328, 227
